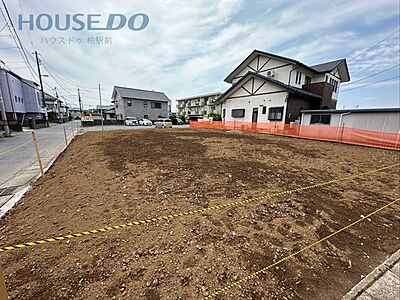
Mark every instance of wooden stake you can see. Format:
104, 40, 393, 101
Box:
31, 131, 44, 176
63, 126, 68, 146
0, 267, 8, 300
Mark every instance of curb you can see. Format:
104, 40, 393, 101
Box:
342, 248, 400, 299
0, 185, 32, 219
0, 131, 80, 220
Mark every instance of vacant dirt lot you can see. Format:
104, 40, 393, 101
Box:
0, 129, 399, 300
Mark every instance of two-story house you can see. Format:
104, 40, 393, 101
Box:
112, 86, 171, 121
176, 92, 222, 121
217, 50, 350, 124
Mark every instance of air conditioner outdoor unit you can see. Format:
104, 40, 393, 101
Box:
266, 70, 275, 77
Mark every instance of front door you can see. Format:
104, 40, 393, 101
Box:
252, 108, 258, 123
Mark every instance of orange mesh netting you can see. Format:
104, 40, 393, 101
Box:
190, 121, 400, 151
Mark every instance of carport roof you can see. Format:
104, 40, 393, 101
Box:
301, 108, 400, 114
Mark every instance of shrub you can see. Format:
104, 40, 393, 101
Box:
208, 112, 222, 121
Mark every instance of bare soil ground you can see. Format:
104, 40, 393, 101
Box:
0, 128, 399, 300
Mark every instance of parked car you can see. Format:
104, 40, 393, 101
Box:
138, 118, 153, 126
171, 118, 183, 125
155, 118, 173, 128
125, 117, 138, 126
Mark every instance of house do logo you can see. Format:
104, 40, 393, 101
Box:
18, 13, 149, 31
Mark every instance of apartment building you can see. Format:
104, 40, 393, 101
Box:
176, 92, 222, 121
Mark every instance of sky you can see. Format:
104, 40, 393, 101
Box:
0, 0, 399, 111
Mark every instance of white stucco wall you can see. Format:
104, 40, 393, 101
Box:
229, 54, 345, 100
301, 112, 400, 133
232, 56, 293, 85
288, 67, 315, 88
222, 78, 288, 123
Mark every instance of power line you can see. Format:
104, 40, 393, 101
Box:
0, 3, 78, 107
20, 49, 78, 105
348, 29, 400, 61
0, 22, 7, 32
40, 59, 102, 92
0, 1, 38, 81
341, 76, 399, 93
0, 46, 17, 50
16, 0, 34, 50
343, 64, 400, 86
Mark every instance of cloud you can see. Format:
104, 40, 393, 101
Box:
0, 0, 398, 110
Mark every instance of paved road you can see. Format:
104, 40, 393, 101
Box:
0, 121, 77, 189
0, 122, 189, 189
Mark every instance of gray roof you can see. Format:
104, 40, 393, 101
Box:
112, 86, 170, 102
301, 108, 400, 114
224, 50, 350, 83
310, 59, 346, 72
20, 78, 40, 89
217, 71, 322, 103
96, 105, 114, 110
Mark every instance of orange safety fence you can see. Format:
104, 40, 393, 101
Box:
190, 121, 400, 151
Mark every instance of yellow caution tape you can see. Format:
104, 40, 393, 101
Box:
0, 163, 398, 254
203, 197, 400, 299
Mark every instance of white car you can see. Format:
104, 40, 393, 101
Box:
139, 118, 153, 126
125, 117, 138, 126
155, 118, 173, 128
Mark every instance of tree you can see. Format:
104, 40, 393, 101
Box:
178, 115, 187, 124
169, 114, 177, 121
208, 112, 222, 121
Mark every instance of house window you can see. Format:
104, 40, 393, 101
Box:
151, 102, 162, 109
144, 101, 148, 108
203, 111, 207, 115
329, 78, 338, 92
231, 109, 245, 118
325, 75, 328, 82
310, 114, 331, 125
222, 109, 226, 118
127, 100, 132, 106
305, 75, 312, 85
295, 71, 302, 84
262, 106, 267, 114
15, 96, 17, 103
268, 107, 284, 121
144, 114, 148, 119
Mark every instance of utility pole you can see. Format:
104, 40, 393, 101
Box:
0, 65, 10, 136
54, 87, 61, 122
34, 51, 48, 127
78, 88, 82, 115
0, 95, 10, 137
98, 84, 104, 131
